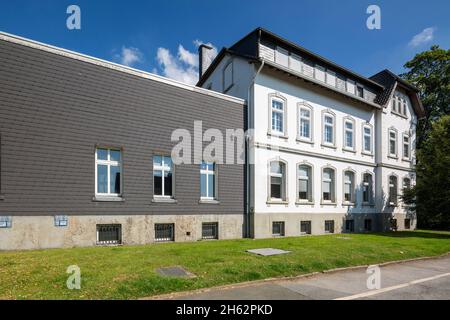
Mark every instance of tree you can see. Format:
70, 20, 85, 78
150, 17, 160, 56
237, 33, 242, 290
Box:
400, 45, 450, 147
411, 115, 450, 230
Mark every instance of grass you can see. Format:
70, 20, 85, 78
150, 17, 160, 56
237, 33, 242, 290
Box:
0, 230, 449, 300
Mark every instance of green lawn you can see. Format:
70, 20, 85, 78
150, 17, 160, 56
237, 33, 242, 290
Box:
0, 230, 449, 300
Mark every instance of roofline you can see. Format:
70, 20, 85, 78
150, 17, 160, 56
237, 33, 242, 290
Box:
0, 31, 245, 105
257, 27, 385, 90
381, 69, 420, 92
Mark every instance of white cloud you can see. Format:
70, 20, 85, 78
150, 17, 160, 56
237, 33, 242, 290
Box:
115, 46, 143, 67
409, 27, 436, 47
155, 40, 217, 85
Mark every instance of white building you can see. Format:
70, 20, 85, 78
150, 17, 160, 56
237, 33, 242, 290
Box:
198, 28, 424, 237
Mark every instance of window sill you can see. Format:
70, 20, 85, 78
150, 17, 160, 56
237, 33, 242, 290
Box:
199, 199, 220, 205
267, 200, 289, 205
296, 138, 314, 145
92, 196, 124, 202
342, 202, 356, 206
389, 203, 398, 208
362, 203, 375, 207
342, 148, 356, 153
388, 155, 398, 160
392, 111, 408, 119
267, 133, 289, 140
321, 201, 337, 206
402, 158, 411, 162
362, 151, 374, 157
321, 143, 337, 149
152, 197, 178, 204
295, 201, 314, 205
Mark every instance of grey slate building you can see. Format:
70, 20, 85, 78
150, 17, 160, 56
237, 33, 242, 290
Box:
0, 32, 246, 250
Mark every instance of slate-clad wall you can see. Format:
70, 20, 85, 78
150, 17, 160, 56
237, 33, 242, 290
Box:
0, 39, 246, 217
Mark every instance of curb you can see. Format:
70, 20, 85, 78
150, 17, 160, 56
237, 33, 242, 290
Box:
142, 252, 450, 300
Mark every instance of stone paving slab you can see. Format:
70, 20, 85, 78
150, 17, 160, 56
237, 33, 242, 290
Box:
246, 248, 291, 256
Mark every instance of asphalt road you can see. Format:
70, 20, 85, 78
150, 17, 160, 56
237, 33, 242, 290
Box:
162, 255, 450, 300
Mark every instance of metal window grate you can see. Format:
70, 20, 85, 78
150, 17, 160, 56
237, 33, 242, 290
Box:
272, 221, 285, 236
97, 224, 121, 245
54, 215, 68, 227
202, 222, 218, 240
155, 223, 174, 242
300, 221, 311, 235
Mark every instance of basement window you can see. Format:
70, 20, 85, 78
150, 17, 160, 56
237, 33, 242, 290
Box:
300, 221, 311, 235
54, 215, 68, 227
345, 219, 355, 232
272, 221, 285, 237
325, 220, 335, 234
0, 216, 12, 228
404, 219, 411, 230
202, 222, 218, 240
155, 223, 175, 242
364, 219, 372, 231
96, 224, 122, 245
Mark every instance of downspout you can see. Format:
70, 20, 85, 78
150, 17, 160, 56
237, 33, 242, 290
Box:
245, 58, 264, 238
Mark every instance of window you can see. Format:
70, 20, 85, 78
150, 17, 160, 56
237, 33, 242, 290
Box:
403, 177, 411, 191
0, 216, 12, 228
200, 162, 216, 200
364, 219, 372, 231
362, 173, 373, 204
391, 219, 398, 230
153, 156, 173, 198
155, 223, 175, 242
402, 98, 408, 116
272, 221, 285, 236
54, 215, 68, 227
298, 164, 312, 202
96, 148, 122, 197
356, 85, 364, 98
344, 119, 354, 150
403, 134, 410, 160
389, 129, 397, 157
300, 221, 312, 235
298, 105, 312, 141
363, 125, 372, 153
389, 175, 398, 206
345, 220, 354, 232
269, 161, 286, 201
325, 220, 335, 233
343, 171, 355, 203
271, 98, 285, 135
391, 98, 397, 113
97, 224, 121, 245
323, 113, 335, 145
202, 222, 218, 240
322, 168, 335, 203
404, 219, 411, 230
223, 61, 233, 92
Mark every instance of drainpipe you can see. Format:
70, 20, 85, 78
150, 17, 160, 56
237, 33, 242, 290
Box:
245, 58, 264, 238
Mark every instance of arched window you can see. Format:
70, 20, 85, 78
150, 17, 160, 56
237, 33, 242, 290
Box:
362, 173, 373, 204
269, 94, 287, 136
343, 170, 355, 203
322, 111, 336, 147
343, 117, 355, 150
269, 161, 286, 201
322, 167, 335, 203
298, 104, 313, 141
362, 124, 373, 154
389, 175, 398, 206
298, 164, 313, 202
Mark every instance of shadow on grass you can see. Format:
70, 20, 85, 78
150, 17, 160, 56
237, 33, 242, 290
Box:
370, 230, 450, 240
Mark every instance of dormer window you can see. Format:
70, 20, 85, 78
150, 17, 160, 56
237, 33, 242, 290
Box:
356, 85, 364, 98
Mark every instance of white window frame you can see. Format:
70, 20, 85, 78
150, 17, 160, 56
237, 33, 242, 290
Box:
95, 148, 122, 198
321, 167, 336, 204
297, 103, 313, 143
200, 162, 217, 200
343, 170, 356, 204
153, 155, 174, 198
268, 159, 288, 203
343, 117, 355, 151
362, 172, 374, 205
322, 110, 336, 148
402, 133, 411, 161
268, 93, 287, 137
388, 128, 398, 158
388, 174, 398, 206
362, 123, 373, 155
297, 163, 313, 203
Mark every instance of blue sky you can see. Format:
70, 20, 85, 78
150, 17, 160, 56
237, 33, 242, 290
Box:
0, 0, 448, 84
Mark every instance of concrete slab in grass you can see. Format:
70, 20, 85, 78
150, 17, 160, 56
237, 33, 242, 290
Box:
156, 266, 196, 278
247, 248, 291, 256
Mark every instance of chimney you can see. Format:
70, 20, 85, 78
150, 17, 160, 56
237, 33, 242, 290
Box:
199, 44, 213, 79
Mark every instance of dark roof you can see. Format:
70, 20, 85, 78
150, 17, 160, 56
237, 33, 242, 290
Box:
370, 69, 425, 117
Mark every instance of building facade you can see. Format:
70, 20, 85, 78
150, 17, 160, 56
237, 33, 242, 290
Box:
0, 32, 246, 250
198, 28, 424, 238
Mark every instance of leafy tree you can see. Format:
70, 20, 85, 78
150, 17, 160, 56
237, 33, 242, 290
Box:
407, 115, 450, 230
400, 45, 450, 147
